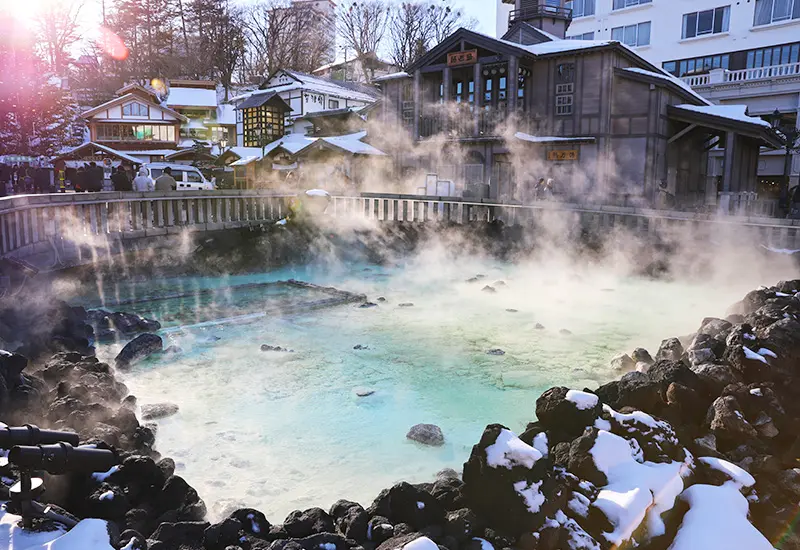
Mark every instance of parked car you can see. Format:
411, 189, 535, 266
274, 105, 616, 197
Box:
143, 163, 215, 191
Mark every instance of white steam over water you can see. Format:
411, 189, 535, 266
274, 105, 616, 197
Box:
90, 254, 792, 522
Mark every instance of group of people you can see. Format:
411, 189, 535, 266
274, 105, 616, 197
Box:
0, 164, 53, 196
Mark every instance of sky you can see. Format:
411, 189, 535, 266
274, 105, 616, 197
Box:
2, 0, 498, 59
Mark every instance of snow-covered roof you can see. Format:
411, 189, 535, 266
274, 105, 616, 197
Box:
166, 87, 218, 108
622, 67, 712, 106
224, 146, 264, 160
321, 131, 386, 156
82, 93, 187, 121
54, 142, 143, 164
127, 149, 182, 156
230, 156, 260, 167
514, 38, 616, 56
515, 133, 595, 143
232, 70, 379, 105
215, 104, 236, 125
672, 104, 772, 128
373, 72, 411, 83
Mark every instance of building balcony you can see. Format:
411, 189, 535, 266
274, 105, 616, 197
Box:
681, 62, 800, 88
419, 108, 518, 139
509, 5, 572, 26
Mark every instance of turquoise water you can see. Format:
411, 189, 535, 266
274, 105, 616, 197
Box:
90, 256, 782, 521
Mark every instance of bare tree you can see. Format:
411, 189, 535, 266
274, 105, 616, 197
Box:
385, 0, 477, 71
337, 1, 390, 61
209, 5, 245, 99
387, 3, 429, 70
425, 0, 475, 45
34, 0, 84, 73
244, 0, 333, 78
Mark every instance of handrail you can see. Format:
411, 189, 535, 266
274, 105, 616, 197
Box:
682, 61, 800, 87
509, 5, 572, 24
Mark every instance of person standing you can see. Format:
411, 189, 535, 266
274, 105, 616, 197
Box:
0, 163, 8, 197
154, 167, 177, 192
111, 166, 132, 191
133, 167, 154, 192
87, 162, 103, 192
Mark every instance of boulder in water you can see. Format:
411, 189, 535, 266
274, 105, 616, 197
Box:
261, 344, 293, 352
399, 303, 415, 308
141, 403, 179, 420
115, 334, 163, 369
355, 388, 376, 397
359, 302, 378, 309
656, 338, 684, 362
534, 323, 545, 330
406, 424, 444, 446
610, 353, 635, 372
353, 344, 370, 350
481, 286, 496, 293
631, 347, 653, 365
486, 349, 505, 356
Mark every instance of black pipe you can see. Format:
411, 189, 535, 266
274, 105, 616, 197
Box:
0, 425, 80, 449
8, 443, 118, 474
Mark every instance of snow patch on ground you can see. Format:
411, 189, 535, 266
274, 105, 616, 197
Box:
668, 483, 773, 550
0, 507, 114, 550
566, 389, 599, 410
750, 388, 763, 396
485, 429, 543, 470
603, 405, 670, 432
757, 348, 777, 359
589, 430, 691, 545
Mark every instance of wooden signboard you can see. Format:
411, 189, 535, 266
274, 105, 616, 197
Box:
548, 150, 579, 161
447, 50, 478, 67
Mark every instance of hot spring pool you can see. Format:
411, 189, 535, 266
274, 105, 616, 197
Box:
87, 254, 784, 521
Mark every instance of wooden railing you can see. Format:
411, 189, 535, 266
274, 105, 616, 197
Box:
0, 190, 293, 265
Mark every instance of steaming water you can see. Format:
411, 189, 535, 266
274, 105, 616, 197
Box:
90, 257, 774, 522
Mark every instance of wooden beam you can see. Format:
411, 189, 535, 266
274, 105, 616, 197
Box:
703, 136, 721, 151
668, 123, 698, 144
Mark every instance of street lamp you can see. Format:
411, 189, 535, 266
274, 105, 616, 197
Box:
770, 108, 800, 213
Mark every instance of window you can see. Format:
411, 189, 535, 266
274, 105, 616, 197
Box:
665, 53, 730, 76
566, 0, 595, 17
683, 6, 730, 38
556, 95, 574, 115
747, 42, 800, 67
612, 0, 651, 10
122, 102, 149, 116
186, 171, 202, 183
328, 99, 340, 109
566, 32, 596, 40
611, 21, 651, 46
754, 0, 800, 25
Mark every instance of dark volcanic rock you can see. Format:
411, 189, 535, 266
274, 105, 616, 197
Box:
655, 338, 684, 362
707, 395, 758, 449
141, 403, 180, 420
367, 482, 445, 529
230, 508, 271, 538
115, 333, 163, 369
329, 500, 368, 540
631, 348, 653, 365
283, 508, 334, 538
535, 387, 601, 437
406, 424, 444, 446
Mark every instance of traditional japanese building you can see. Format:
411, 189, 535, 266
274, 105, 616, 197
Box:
376, 2, 783, 210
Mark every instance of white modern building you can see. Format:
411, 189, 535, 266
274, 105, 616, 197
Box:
496, 0, 800, 200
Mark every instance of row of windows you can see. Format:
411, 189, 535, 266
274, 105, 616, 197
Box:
663, 41, 800, 76
566, 0, 798, 28
682, 6, 730, 39
566, 32, 595, 40
611, 21, 651, 47
96, 124, 176, 142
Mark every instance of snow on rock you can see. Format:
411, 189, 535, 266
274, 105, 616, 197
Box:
0, 507, 115, 550
758, 348, 777, 358
472, 538, 494, 550
668, 483, 774, 550
697, 457, 755, 488
743, 346, 769, 364
589, 430, 692, 545
532, 432, 549, 458
99, 490, 114, 501
485, 428, 543, 469
750, 388, 763, 397
566, 389, 599, 410
91, 465, 119, 482
513, 480, 545, 514
402, 536, 439, 550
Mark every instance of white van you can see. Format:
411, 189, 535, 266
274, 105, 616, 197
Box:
144, 162, 215, 191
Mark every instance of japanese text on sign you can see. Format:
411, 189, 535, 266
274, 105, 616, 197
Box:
548, 150, 578, 161
447, 50, 478, 67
